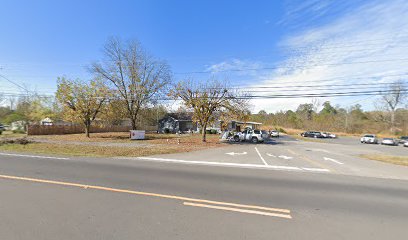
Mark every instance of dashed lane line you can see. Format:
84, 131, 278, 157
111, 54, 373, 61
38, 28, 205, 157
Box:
183, 202, 292, 219
0, 174, 292, 219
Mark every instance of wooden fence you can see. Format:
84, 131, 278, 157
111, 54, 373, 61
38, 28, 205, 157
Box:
27, 125, 157, 135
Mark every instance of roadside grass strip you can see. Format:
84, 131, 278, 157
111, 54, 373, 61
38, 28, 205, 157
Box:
121, 156, 330, 173
0, 174, 291, 219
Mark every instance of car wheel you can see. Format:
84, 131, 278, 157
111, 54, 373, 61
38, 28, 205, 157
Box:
234, 136, 240, 142
251, 137, 258, 143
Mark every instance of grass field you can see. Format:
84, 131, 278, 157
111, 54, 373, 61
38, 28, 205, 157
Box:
0, 130, 27, 139
0, 132, 224, 158
360, 154, 408, 166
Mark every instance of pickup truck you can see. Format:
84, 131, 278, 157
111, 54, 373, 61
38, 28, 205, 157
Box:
233, 129, 269, 143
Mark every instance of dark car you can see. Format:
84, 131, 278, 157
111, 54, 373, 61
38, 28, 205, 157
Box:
301, 131, 324, 138
0, 124, 5, 134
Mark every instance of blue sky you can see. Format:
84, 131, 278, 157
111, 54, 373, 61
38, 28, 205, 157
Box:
1, 0, 407, 112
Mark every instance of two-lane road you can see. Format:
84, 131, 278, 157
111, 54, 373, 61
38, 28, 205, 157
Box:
1, 151, 407, 239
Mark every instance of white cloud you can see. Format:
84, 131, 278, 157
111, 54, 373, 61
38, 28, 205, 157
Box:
206, 58, 263, 77
251, 0, 408, 113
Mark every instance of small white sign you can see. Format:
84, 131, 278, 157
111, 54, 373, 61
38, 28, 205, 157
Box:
130, 130, 145, 140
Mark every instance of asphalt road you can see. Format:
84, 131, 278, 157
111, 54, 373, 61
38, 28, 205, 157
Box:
1, 141, 408, 240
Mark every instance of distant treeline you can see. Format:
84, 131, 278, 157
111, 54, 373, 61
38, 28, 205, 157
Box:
250, 101, 408, 136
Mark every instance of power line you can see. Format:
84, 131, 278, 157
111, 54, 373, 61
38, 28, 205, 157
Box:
175, 58, 408, 74
0, 74, 29, 92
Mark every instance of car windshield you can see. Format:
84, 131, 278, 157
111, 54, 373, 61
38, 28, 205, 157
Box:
364, 135, 374, 137
384, 138, 393, 140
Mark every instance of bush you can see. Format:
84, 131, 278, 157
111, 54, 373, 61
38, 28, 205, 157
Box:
12, 129, 26, 134
210, 129, 218, 134
0, 138, 31, 145
278, 128, 287, 134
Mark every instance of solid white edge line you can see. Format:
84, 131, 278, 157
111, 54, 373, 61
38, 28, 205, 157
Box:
121, 156, 330, 173
254, 147, 269, 166
301, 167, 330, 172
0, 152, 69, 160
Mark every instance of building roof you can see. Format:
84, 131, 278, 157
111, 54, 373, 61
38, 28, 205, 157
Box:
234, 121, 262, 125
162, 112, 194, 121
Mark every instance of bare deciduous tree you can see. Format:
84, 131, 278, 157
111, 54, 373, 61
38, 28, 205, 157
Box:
91, 37, 172, 130
170, 78, 249, 142
380, 80, 407, 133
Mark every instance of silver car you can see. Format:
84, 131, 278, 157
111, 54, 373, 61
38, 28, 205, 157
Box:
234, 129, 269, 143
381, 138, 398, 146
270, 130, 279, 138
360, 134, 378, 144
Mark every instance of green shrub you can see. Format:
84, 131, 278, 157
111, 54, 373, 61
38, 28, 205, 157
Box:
210, 129, 217, 134
12, 129, 26, 134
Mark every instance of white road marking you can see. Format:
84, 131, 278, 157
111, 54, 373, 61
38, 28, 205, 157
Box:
307, 148, 330, 153
183, 202, 292, 219
254, 147, 269, 166
301, 167, 330, 172
266, 153, 276, 157
125, 156, 330, 173
323, 157, 344, 165
278, 155, 293, 160
0, 152, 69, 160
225, 152, 247, 156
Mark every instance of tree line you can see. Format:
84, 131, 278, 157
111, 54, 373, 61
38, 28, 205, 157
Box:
1, 38, 249, 141
251, 99, 408, 136
1, 37, 406, 140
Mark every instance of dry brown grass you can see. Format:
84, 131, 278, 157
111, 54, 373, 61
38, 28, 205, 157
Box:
261, 126, 402, 139
31, 132, 212, 143
0, 131, 27, 139
360, 154, 408, 166
0, 132, 224, 158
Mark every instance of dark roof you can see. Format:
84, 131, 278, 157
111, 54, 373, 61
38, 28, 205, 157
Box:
164, 112, 194, 121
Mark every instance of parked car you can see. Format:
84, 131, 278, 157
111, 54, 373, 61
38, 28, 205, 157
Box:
404, 142, 408, 147
328, 133, 337, 138
0, 124, 5, 134
321, 132, 337, 138
234, 129, 269, 143
270, 130, 279, 138
381, 138, 399, 146
360, 134, 378, 144
301, 131, 324, 138
398, 136, 408, 144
